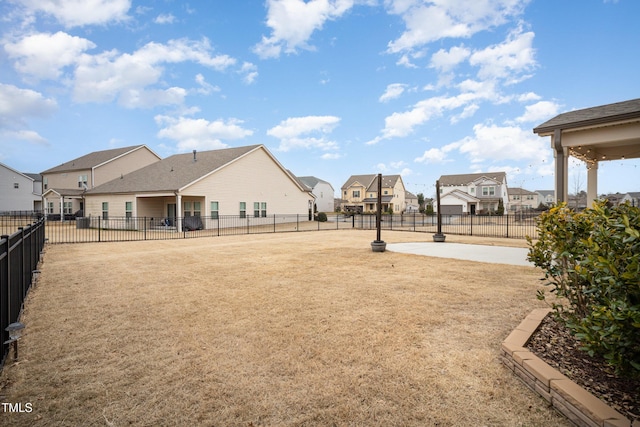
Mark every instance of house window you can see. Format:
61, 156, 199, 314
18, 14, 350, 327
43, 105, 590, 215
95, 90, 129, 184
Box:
184, 201, 192, 216
125, 201, 133, 219
47, 202, 53, 214
210, 201, 219, 219
102, 202, 109, 220
63, 201, 73, 215
254, 202, 260, 217
384, 190, 388, 195
261, 202, 267, 217
239, 202, 246, 218
470, 187, 475, 194
352, 190, 360, 198
14, 182, 19, 189
78, 175, 88, 188
43, 177, 48, 190
482, 186, 495, 196
193, 202, 201, 217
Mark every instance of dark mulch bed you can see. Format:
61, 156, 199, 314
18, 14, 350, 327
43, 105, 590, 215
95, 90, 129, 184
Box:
526, 314, 639, 422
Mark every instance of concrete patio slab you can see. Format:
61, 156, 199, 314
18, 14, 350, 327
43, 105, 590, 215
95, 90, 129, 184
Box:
386, 242, 532, 266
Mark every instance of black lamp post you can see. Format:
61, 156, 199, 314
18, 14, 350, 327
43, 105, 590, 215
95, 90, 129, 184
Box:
371, 173, 386, 252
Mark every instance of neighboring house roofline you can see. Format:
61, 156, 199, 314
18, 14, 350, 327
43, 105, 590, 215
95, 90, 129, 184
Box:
41, 144, 156, 174
439, 172, 507, 187
1, 162, 35, 182
86, 144, 310, 196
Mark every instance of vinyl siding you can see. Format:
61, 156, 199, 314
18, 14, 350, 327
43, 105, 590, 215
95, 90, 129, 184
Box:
0, 165, 36, 211
93, 148, 160, 186
184, 148, 311, 216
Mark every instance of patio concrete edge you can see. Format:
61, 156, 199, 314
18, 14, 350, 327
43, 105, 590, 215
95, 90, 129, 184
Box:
501, 308, 636, 427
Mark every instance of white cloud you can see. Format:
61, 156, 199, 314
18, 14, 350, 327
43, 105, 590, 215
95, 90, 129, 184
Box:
0, 84, 56, 145
414, 142, 460, 164
429, 45, 470, 72
379, 83, 407, 102
17, 0, 132, 28
73, 38, 236, 106
386, 0, 528, 53
4, 31, 96, 80
240, 62, 259, 84
455, 123, 550, 165
194, 74, 220, 95
469, 26, 536, 82
367, 92, 482, 144
0, 129, 48, 145
0, 83, 57, 127
155, 115, 253, 151
154, 13, 175, 24
515, 100, 560, 123
253, 0, 354, 58
267, 115, 341, 152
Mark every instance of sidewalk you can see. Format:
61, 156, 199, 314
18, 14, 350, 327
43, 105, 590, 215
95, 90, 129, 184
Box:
386, 242, 532, 266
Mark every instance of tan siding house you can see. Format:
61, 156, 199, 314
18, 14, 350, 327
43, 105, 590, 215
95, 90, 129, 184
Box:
41, 145, 161, 217
84, 145, 314, 230
341, 174, 407, 213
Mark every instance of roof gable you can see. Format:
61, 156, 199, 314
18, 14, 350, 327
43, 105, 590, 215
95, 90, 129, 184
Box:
42, 145, 158, 174
441, 189, 479, 203
342, 174, 375, 190
1, 162, 34, 182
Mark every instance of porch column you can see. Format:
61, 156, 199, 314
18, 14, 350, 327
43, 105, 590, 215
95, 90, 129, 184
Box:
587, 161, 599, 208
553, 129, 568, 203
60, 196, 64, 222
175, 193, 182, 232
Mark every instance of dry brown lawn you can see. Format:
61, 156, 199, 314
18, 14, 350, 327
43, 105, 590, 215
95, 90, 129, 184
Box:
0, 230, 569, 426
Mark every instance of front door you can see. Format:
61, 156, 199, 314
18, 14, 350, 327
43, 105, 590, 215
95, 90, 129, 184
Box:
167, 204, 176, 226
470, 204, 476, 215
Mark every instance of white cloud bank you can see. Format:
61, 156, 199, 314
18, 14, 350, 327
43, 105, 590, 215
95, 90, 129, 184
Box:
267, 115, 341, 153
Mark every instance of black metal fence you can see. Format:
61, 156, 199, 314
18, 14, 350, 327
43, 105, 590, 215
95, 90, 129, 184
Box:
43, 214, 358, 244
34, 212, 540, 244
351, 212, 540, 239
1, 217, 46, 367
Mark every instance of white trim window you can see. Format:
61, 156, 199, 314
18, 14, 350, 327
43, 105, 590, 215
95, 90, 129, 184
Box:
102, 202, 109, 220
239, 202, 246, 218
210, 201, 219, 219
261, 202, 267, 217
125, 201, 133, 219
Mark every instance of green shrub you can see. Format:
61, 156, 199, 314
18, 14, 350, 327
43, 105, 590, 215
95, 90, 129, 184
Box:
527, 201, 640, 377
317, 212, 327, 222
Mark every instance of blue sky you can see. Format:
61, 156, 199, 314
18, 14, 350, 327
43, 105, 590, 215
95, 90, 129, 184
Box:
1, 0, 639, 199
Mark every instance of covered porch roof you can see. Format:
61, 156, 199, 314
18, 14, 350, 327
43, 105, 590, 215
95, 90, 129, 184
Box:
533, 98, 640, 206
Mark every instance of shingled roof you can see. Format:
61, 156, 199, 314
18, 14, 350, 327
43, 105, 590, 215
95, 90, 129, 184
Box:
439, 172, 506, 187
42, 145, 151, 174
533, 98, 640, 135
341, 174, 402, 191
87, 145, 268, 194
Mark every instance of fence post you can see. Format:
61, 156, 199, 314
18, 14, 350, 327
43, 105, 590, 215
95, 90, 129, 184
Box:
470, 214, 473, 236
273, 214, 276, 233
1, 235, 9, 360
506, 214, 509, 238
297, 214, 299, 231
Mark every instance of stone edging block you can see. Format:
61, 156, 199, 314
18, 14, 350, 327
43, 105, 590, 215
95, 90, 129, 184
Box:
501, 308, 634, 427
